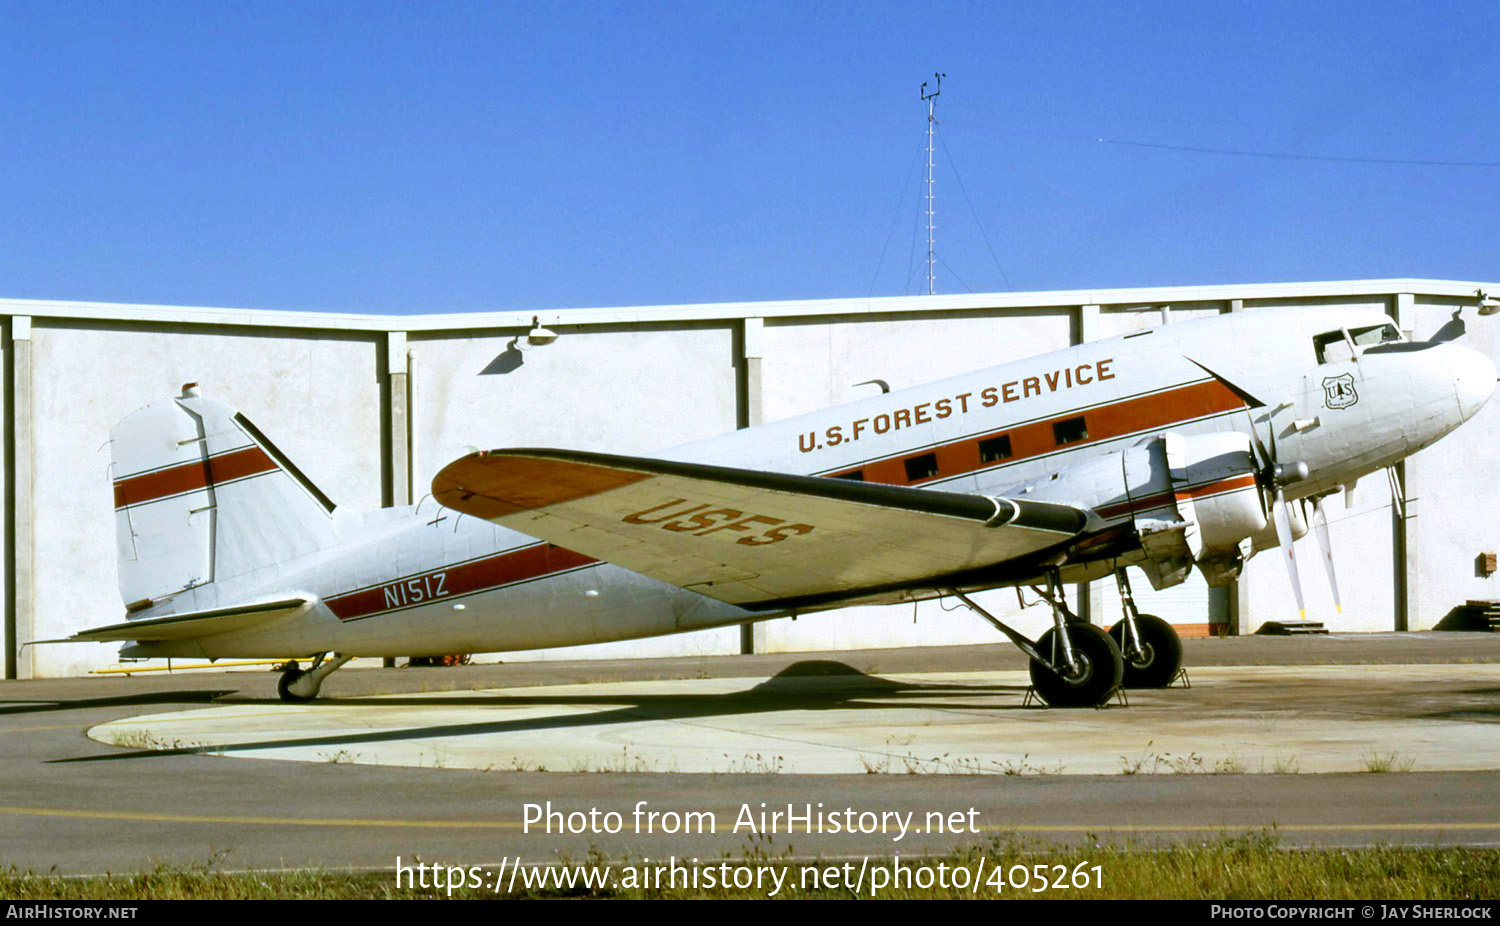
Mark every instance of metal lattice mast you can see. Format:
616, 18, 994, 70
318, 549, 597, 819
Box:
921, 72, 944, 295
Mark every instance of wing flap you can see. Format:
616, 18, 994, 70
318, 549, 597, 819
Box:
434, 449, 1086, 606
62, 597, 312, 643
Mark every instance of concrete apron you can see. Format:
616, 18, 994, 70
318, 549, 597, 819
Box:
87, 663, 1500, 776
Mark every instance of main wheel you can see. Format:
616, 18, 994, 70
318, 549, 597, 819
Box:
1108, 613, 1183, 688
1028, 623, 1125, 707
277, 666, 314, 703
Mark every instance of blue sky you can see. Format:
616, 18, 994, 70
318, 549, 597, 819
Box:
2, 1, 1497, 313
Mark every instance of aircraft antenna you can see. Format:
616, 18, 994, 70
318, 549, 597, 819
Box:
921, 72, 944, 296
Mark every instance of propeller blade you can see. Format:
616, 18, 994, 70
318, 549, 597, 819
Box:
1309, 496, 1342, 614
1249, 406, 1314, 619
1272, 488, 1307, 620
1245, 409, 1273, 466
1387, 466, 1407, 519
1244, 410, 1274, 517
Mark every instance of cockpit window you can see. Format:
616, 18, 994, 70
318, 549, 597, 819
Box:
1314, 331, 1354, 364
1315, 323, 1401, 363
1349, 323, 1401, 348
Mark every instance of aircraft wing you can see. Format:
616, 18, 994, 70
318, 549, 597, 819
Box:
53, 598, 312, 643
432, 449, 1087, 608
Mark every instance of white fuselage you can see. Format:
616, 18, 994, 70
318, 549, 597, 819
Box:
129, 306, 1495, 659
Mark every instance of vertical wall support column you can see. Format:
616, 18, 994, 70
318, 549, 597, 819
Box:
1392, 293, 1417, 630
741, 317, 765, 428
1077, 303, 1101, 346
1226, 299, 1248, 634
7, 317, 34, 679
739, 317, 765, 654
386, 331, 411, 508
383, 331, 410, 668
1073, 306, 1101, 619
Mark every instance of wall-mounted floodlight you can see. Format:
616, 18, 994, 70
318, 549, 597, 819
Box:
526, 316, 559, 346
509, 316, 560, 354
1477, 290, 1500, 317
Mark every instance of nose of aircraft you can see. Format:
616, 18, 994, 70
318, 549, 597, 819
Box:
1449, 343, 1498, 421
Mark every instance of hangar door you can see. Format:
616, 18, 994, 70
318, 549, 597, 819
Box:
1091, 569, 1227, 637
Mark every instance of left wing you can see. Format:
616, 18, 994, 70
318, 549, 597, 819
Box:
433, 449, 1087, 608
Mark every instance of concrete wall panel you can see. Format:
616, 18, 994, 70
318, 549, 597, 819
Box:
28, 323, 381, 676
1410, 300, 1500, 627
759, 587, 1058, 654
408, 323, 738, 493
759, 310, 1073, 423
1240, 489, 1398, 632
1095, 307, 1221, 338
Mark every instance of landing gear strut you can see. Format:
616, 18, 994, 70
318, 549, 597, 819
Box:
951, 570, 1124, 707
276, 653, 352, 702
1107, 569, 1183, 689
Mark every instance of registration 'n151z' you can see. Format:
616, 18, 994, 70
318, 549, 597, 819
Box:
383, 572, 450, 609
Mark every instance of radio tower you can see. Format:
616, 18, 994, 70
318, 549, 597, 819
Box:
921, 72, 944, 296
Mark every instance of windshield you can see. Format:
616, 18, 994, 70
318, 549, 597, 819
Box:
1349, 323, 1402, 347
1315, 323, 1402, 363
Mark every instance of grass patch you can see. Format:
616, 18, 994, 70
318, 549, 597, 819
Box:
103, 727, 224, 755
1268, 755, 1301, 774
1118, 742, 1245, 775
4, 835, 1497, 899
1363, 750, 1417, 773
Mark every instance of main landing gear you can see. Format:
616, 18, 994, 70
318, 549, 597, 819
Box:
951, 571, 1124, 707
1107, 569, 1184, 689
276, 653, 352, 702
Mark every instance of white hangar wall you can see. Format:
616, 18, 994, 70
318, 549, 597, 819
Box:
25, 322, 385, 678
0, 280, 1495, 677
1411, 295, 1500, 628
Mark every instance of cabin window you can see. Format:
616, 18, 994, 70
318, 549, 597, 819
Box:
903, 452, 939, 482
1052, 416, 1088, 446
978, 434, 1013, 463
831, 469, 864, 481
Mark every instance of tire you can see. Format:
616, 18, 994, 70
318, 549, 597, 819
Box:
1028, 623, 1125, 707
277, 668, 314, 703
1108, 613, 1183, 688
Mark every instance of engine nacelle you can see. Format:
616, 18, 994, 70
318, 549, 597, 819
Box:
1004, 429, 1268, 589
1126, 429, 1264, 536
1248, 499, 1308, 554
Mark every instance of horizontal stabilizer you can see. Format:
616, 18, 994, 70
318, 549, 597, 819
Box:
433, 449, 1087, 608
57, 598, 312, 643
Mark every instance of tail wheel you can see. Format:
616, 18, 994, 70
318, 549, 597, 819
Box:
277, 666, 313, 703
1108, 613, 1183, 688
1028, 623, 1125, 707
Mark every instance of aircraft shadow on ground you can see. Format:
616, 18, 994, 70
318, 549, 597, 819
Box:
52, 661, 1036, 764
1416, 686, 1500, 722
0, 690, 234, 716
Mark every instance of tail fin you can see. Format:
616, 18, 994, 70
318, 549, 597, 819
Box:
110, 385, 340, 608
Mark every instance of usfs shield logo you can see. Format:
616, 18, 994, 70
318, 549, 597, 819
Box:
1322, 373, 1358, 409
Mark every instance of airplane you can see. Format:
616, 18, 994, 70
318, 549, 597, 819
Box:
44, 302, 1497, 707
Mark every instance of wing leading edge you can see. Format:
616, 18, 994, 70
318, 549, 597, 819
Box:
432, 449, 1087, 608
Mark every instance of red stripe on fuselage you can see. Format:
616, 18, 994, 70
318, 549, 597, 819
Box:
823, 378, 1245, 487
113, 446, 278, 510
324, 543, 598, 622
